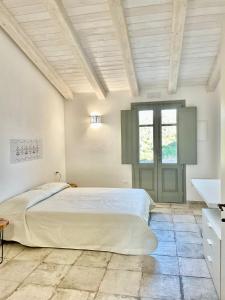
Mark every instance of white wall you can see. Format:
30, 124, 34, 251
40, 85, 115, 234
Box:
65, 86, 220, 202
219, 24, 225, 300
0, 29, 66, 202
214, 81, 224, 178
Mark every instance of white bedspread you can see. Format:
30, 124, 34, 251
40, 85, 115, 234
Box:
0, 186, 157, 255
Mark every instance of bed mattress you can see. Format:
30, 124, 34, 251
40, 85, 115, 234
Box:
0, 184, 157, 255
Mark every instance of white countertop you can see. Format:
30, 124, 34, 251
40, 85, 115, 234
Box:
191, 179, 221, 208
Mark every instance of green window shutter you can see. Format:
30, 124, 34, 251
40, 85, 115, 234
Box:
121, 110, 136, 164
178, 107, 197, 164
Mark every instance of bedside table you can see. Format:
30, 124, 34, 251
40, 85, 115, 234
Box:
0, 218, 9, 264
68, 183, 78, 188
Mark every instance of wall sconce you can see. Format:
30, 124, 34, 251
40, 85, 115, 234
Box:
90, 113, 102, 128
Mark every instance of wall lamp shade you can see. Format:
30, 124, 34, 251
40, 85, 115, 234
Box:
90, 114, 102, 128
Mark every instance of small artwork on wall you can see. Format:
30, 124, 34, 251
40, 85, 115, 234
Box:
10, 139, 43, 164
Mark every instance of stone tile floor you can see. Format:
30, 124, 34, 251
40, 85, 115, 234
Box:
0, 202, 219, 300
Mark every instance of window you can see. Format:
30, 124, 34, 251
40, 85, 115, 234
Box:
161, 109, 177, 164
139, 110, 154, 163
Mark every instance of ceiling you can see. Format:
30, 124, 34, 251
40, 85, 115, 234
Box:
0, 0, 224, 99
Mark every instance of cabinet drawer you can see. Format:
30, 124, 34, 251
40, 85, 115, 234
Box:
202, 213, 220, 244
202, 209, 221, 240
202, 212, 221, 296
204, 240, 220, 296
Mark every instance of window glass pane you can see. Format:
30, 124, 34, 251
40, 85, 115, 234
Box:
139, 127, 154, 163
162, 125, 177, 163
162, 109, 177, 124
139, 110, 153, 125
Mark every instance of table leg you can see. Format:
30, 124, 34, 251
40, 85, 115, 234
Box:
0, 228, 3, 264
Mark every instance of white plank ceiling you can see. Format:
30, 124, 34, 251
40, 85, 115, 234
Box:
1, 0, 224, 99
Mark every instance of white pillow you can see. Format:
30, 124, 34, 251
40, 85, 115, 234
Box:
0, 189, 49, 213
32, 182, 70, 195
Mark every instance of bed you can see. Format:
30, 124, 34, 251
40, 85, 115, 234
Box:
0, 183, 157, 255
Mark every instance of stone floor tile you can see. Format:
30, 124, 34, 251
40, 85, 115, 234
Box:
7, 283, 54, 300
141, 298, 174, 300
142, 255, 179, 275
182, 276, 218, 300
172, 208, 193, 215
76, 251, 112, 268
175, 231, 202, 244
44, 249, 82, 265
3, 242, 25, 259
51, 288, 90, 300
173, 214, 196, 223
171, 203, 189, 209
192, 209, 202, 215
0, 260, 40, 282
59, 265, 105, 291
108, 254, 143, 271
155, 203, 171, 208
174, 222, 200, 233
96, 293, 138, 300
87, 293, 96, 300
0, 258, 10, 268
24, 263, 70, 286
99, 269, 141, 297
151, 213, 172, 222
179, 257, 210, 278
152, 229, 175, 242
177, 243, 204, 258
140, 274, 181, 299
152, 241, 177, 257
189, 202, 206, 209
198, 224, 203, 236
0, 280, 20, 300
15, 247, 51, 261
150, 221, 174, 231
195, 215, 202, 224
142, 296, 178, 300
151, 207, 172, 214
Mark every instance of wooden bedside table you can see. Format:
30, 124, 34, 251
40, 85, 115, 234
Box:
0, 218, 9, 264
68, 183, 78, 188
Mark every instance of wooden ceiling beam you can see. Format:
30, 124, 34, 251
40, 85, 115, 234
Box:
108, 0, 139, 97
0, 1, 73, 100
207, 50, 221, 92
44, 0, 107, 100
168, 0, 187, 93
207, 22, 225, 92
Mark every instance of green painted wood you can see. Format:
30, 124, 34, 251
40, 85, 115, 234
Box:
178, 107, 197, 164
131, 105, 158, 201
157, 164, 184, 203
132, 165, 157, 201
156, 103, 184, 203
121, 110, 137, 164
131, 101, 185, 203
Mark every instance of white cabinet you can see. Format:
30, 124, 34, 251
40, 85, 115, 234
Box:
221, 219, 225, 300
191, 179, 221, 208
192, 179, 223, 299
202, 209, 221, 298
